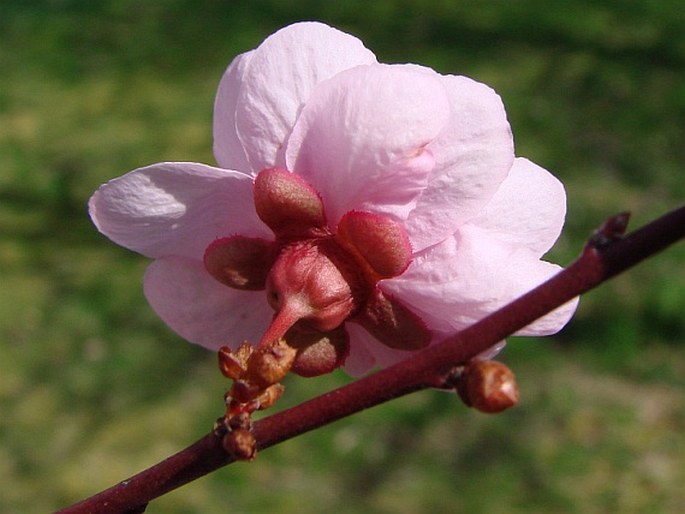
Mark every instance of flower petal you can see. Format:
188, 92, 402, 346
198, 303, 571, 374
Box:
213, 51, 254, 171
405, 75, 514, 250
468, 157, 567, 256
144, 256, 274, 350
89, 162, 271, 260
475, 341, 507, 361
287, 63, 450, 224
234, 22, 377, 174
382, 225, 577, 338
342, 324, 378, 376
351, 322, 423, 370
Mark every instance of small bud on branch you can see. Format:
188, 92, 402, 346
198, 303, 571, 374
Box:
455, 360, 519, 413
56, 205, 685, 514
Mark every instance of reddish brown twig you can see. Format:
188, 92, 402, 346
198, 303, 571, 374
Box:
56, 205, 685, 514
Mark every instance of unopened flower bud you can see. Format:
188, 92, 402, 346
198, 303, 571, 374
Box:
218, 346, 247, 380
256, 383, 285, 410
227, 411, 252, 431
213, 417, 229, 438
456, 360, 519, 413
223, 428, 257, 461
232, 379, 270, 404
245, 338, 297, 388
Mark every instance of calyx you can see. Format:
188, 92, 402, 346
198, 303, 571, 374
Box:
204, 168, 431, 375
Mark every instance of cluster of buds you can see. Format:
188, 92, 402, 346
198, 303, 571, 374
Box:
214, 339, 297, 460
214, 339, 519, 460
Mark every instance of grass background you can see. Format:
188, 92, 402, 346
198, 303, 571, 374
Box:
1, 1, 684, 512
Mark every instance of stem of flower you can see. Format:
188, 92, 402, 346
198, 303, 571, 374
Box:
56, 205, 685, 514
256, 303, 302, 348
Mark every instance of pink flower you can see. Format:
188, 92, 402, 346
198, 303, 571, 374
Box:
89, 22, 577, 376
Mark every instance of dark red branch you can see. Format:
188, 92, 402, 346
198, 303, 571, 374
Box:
56, 205, 685, 514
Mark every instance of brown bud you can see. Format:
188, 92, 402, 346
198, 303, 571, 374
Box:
227, 411, 252, 431
212, 417, 229, 438
245, 338, 297, 388
218, 346, 247, 380
222, 428, 257, 461
231, 379, 263, 403
456, 360, 519, 413
256, 383, 285, 410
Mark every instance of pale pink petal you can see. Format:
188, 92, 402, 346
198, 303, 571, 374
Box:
89, 162, 271, 260
144, 256, 274, 350
347, 329, 505, 373
342, 323, 378, 377
234, 22, 377, 173
382, 225, 577, 338
405, 75, 514, 250
475, 341, 507, 361
287, 63, 450, 225
347, 325, 505, 374
363, 338, 422, 370
514, 269, 579, 336
468, 158, 567, 256
213, 51, 254, 171
346, 322, 421, 372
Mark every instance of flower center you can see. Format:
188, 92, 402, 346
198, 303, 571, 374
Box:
203, 168, 431, 373
260, 237, 364, 346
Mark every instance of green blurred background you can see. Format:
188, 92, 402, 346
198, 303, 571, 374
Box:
1, 1, 684, 512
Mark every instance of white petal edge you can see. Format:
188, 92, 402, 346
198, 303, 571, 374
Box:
144, 256, 275, 350
89, 162, 271, 260
213, 51, 255, 171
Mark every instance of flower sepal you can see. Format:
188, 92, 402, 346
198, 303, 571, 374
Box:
254, 167, 328, 240
285, 325, 350, 377
204, 236, 277, 290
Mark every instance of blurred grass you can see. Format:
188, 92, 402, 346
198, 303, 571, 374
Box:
1, 1, 683, 513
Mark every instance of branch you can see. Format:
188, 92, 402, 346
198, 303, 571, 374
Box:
56, 205, 685, 514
